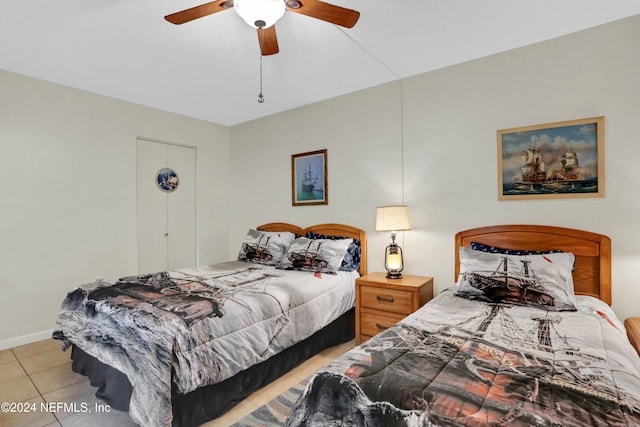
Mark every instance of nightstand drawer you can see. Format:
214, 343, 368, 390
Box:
360, 310, 405, 337
360, 286, 413, 314
355, 273, 434, 345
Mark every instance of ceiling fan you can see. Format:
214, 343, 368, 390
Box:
165, 0, 360, 56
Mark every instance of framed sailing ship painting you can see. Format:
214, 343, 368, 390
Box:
292, 149, 328, 206
497, 116, 604, 200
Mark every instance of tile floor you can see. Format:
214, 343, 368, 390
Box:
0, 339, 354, 427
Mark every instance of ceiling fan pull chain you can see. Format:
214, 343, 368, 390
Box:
258, 26, 265, 103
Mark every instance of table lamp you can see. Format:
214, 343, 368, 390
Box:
375, 205, 411, 278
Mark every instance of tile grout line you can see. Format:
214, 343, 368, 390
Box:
11, 348, 44, 396
3, 338, 354, 427
10, 348, 64, 427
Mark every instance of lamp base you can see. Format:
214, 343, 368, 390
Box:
386, 271, 403, 279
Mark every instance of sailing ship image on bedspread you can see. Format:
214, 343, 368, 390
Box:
461, 256, 555, 309
241, 233, 275, 262
86, 267, 284, 327
286, 240, 329, 270
288, 299, 640, 426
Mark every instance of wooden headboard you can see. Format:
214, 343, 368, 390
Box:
257, 222, 305, 236
454, 225, 611, 304
257, 222, 367, 276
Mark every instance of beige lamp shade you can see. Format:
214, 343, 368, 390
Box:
376, 205, 411, 232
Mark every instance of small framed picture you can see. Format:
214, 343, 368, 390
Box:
497, 117, 604, 200
291, 149, 328, 206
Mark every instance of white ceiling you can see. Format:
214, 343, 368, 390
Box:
2, 1, 640, 126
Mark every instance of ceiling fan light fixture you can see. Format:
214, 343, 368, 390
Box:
234, 0, 286, 29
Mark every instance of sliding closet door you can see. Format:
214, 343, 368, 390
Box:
166, 144, 196, 269
136, 138, 196, 273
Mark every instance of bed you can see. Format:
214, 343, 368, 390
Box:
53, 222, 366, 427
285, 224, 640, 426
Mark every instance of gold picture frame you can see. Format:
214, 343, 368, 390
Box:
497, 116, 604, 200
291, 149, 328, 206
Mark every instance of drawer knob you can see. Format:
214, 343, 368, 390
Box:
376, 295, 395, 303
375, 323, 388, 331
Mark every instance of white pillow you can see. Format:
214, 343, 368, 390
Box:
456, 247, 577, 311
469, 242, 575, 293
237, 229, 295, 266
278, 237, 353, 274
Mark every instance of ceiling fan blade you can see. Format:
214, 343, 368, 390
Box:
257, 26, 280, 56
165, 1, 231, 25
286, 0, 360, 28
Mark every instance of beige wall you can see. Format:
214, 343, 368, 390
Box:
230, 15, 640, 322
0, 71, 231, 348
2, 14, 639, 348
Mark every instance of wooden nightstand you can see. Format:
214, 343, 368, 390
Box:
625, 317, 640, 356
355, 272, 434, 344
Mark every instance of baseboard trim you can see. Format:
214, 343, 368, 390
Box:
0, 329, 55, 350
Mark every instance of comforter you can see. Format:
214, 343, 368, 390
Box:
53, 261, 357, 427
286, 289, 640, 426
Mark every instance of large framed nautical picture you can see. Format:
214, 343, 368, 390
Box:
292, 149, 328, 206
497, 116, 604, 200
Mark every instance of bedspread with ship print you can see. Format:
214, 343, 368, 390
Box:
53, 261, 357, 427
286, 289, 640, 426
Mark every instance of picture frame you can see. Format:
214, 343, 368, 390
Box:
292, 149, 328, 206
497, 116, 604, 200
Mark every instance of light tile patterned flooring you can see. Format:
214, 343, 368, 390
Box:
0, 338, 355, 427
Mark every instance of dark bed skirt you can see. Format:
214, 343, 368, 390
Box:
70, 308, 355, 427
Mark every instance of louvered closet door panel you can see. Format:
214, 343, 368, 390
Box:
166, 144, 196, 270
